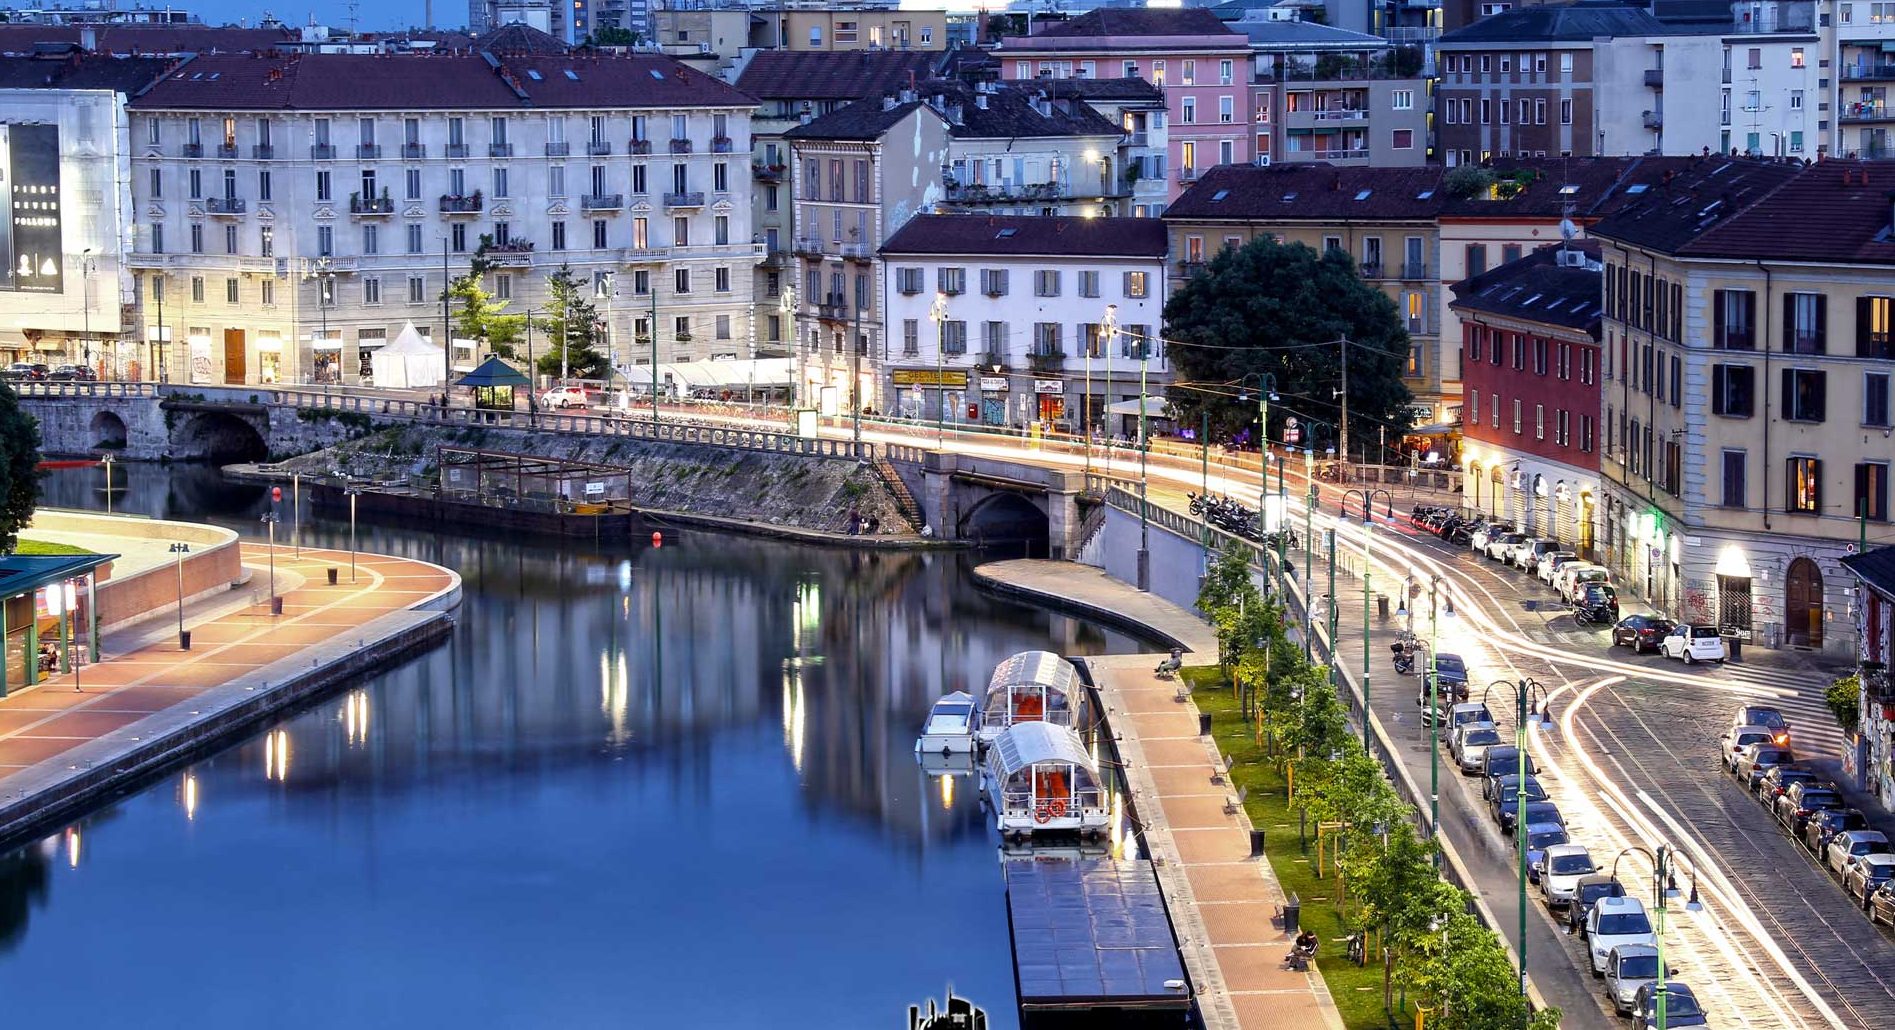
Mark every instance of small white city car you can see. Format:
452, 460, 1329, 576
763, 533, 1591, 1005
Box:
1659, 624, 1726, 664
1538, 843, 1598, 908
1587, 896, 1657, 977
541, 385, 590, 409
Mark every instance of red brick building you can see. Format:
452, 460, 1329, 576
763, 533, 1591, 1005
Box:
1450, 240, 1605, 556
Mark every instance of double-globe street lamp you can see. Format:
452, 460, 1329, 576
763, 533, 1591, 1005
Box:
1610, 844, 1702, 1030
1481, 676, 1556, 1022
1339, 488, 1393, 749
1398, 574, 1455, 864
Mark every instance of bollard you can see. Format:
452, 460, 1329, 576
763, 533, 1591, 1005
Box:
1250, 828, 1266, 857
1376, 594, 1390, 620
271, 596, 284, 616
328, 567, 338, 585
179, 630, 191, 651
1197, 712, 1212, 736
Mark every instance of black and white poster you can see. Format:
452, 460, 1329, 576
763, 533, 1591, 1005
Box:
0, 123, 63, 294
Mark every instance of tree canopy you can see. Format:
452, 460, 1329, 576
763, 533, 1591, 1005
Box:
0, 385, 39, 551
537, 266, 609, 381
1163, 237, 1416, 461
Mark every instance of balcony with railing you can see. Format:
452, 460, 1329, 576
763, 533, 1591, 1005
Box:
762, 249, 795, 268
1845, 63, 1895, 81
1028, 350, 1066, 372
439, 193, 484, 214
793, 236, 826, 257
1178, 259, 1206, 276
619, 245, 668, 263
585, 140, 612, 156
441, 142, 466, 158
943, 181, 1069, 203
1178, 167, 1199, 184
216, 143, 239, 159
669, 138, 693, 154
206, 196, 247, 216
1642, 110, 1663, 130
980, 351, 1007, 369
1360, 261, 1384, 279
1844, 99, 1895, 121
403, 142, 427, 159
349, 195, 396, 216
841, 242, 871, 262
485, 240, 535, 266
664, 191, 705, 208
251, 144, 275, 160
1126, 130, 1150, 148
582, 193, 625, 211
630, 138, 652, 155
357, 143, 382, 159
711, 136, 733, 153
817, 294, 850, 321
182, 142, 204, 158
1400, 260, 1429, 280
544, 141, 569, 156
752, 162, 785, 182
1311, 147, 1371, 162
489, 143, 513, 158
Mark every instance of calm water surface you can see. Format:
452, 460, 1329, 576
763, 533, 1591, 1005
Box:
0, 465, 1149, 1028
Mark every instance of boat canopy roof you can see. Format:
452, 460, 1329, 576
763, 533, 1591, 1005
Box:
933, 690, 976, 709
989, 722, 1099, 779
986, 651, 1080, 699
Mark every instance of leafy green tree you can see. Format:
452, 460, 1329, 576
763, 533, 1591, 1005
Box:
444, 238, 524, 358
1403, 908, 1560, 1030
538, 266, 609, 381
1828, 673, 1862, 732
586, 26, 638, 46
1163, 236, 1415, 461
0, 386, 39, 552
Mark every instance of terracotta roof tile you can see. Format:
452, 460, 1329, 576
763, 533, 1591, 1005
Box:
1586, 157, 1807, 256
1163, 163, 1447, 221
1449, 241, 1604, 335
735, 49, 938, 102
881, 214, 1168, 258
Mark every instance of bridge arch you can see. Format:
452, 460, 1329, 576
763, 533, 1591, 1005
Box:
959, 491, 1050, 554
173, 411, 269, 462
88, 410, 127, 451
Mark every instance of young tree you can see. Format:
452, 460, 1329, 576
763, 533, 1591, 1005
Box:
539, 266, 609, 380
0, 385, 38, 551
446, 239, 523, 358
1163, 236, 1415, 460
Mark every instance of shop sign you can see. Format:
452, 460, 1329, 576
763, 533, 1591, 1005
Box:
978, 376, 1008, 392
891, 368, 968, 388
1033, 379, 1062, 394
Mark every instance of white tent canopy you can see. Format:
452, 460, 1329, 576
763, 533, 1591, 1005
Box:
374, 322, 446, 389
619, 357, 794, 393
1105, 395, 1171, 418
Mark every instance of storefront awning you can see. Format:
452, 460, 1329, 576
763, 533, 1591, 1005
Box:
1104, 395, 1171, 418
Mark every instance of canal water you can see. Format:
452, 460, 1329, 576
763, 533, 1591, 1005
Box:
0, 465, 1152, 1028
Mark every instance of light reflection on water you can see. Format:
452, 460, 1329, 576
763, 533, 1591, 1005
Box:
0, 464, 1152, 1027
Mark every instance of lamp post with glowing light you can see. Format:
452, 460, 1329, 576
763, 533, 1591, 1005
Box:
1105, 305, 1148, 590
1401, 574, 1454, 862
169, 541, 191, 650
346, 481, 361, 583
781, 284, 799, 426
1340, 487, 1393, 748
1239, 372, 1277, 587
1483, 676, 1556, 1017
1611, 844, 1701, 1030
930, 291, 950, 447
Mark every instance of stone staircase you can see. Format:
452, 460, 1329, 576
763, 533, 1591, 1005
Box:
872, 457, 925, 529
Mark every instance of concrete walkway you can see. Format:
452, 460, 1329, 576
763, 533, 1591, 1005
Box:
975, 560, 1343, 1030
0, 543, 459, 837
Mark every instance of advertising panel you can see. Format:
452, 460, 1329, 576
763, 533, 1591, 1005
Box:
0, 123, 63, 294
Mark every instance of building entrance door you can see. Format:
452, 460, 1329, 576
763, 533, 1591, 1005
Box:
222, 329, 246, 384
1785, 556, 1824, 647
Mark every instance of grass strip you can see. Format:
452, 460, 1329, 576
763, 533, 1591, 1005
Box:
13, 538, 96, 556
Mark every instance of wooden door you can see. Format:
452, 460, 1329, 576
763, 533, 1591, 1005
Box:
222, 329, 246, 384
1785, 557, 1824, 647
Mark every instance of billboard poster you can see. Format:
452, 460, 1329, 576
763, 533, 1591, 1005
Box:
0, 123, 62, 294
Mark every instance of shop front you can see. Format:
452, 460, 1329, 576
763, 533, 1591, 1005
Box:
1032, 378, 1065, 427
890, 368, 969, 424
978, 375, 1008, 426
0, 553, 114, 698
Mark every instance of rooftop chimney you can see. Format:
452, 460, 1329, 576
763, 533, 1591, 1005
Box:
883, 94, 897, 111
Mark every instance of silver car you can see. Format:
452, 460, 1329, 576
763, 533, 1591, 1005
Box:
1603, 943, 1663, 1015
1452, 721, 1503, 773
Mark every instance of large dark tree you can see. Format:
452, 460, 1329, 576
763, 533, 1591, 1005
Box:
1163, 236, 1414, 461
0, 385, 38, 551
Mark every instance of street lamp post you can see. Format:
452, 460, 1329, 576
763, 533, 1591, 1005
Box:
346, 482, 360, 583
781, 285, 799, 425
1304, 461, 1316, 660
1483, 676, 1556, 1020
1240, 372, 1277, 587
80, 249, 93, 374
1611, 844, 1701, 1030
169, 541, 191, 650
1340, 487, 1394, 748
930, 291, 950, 448
1106, 305, 1147, 591
261, 510, 280, 616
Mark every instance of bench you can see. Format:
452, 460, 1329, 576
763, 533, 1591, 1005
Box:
1224, 786, 1248, 815
1174, 685, 1190, 703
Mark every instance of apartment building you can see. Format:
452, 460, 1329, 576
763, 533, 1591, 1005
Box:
1436, 0, 1821, 163
783, 94, 950, 415
1037, 77, 1171, 217
879, 214, 1168, 432
1840, 548, 1895, 799
933, 80, 1128, 217
1164, 163, 1452, 427
127, 50, 761, 386
1836, 0, 1895, 157
734, 49, 938, 355
1589, 157, 1895, 657
997, 8, 1254, 202
1236, 15, 1430, 168
1450, 241, 1606, 555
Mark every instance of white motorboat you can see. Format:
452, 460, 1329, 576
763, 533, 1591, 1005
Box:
916, 690, 979, 755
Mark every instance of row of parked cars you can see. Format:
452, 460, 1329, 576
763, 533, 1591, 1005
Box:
1428, 697, 1704, 1025
2, 362, 97, 382
1722, 708, 1895, 923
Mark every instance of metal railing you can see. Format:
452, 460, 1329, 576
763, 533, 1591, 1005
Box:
664, 191, 705, 207
439, 195, 483, 213
669, 138, 693, 154
446, 143, 470, 158
403, 143, 427, 159
544, 141, 569, 156
629, 139, 652, 155
356, 143, 382, 159
206, 197, 247, 215
310, 144, 335, 159
350, 196, 395, 215
489, 143, 513, 157
251, 144, 275, 159
216, 143, 239, 159
581, 193, 625, 211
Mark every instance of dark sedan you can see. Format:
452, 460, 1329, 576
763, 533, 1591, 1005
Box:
1481, 746, 1538, 799
1757, 764, 1826, 804
1490, 775, 1550, 831
1871, 881, 1895, 927
1430, 653, 1469, 701
1612, 614, 1676, 654
1806, 807, 1870, 854
1773, 782, 1842, 835
1564, 875, 1625, 933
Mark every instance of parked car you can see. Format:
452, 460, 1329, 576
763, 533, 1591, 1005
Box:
1566, 875, 1625, 936
1844, 852, 1895, 906
1516, 539, 1563, 572
1490, 774, 1550, 831
1612, 614, 1677, 654
46, 363, 93, 381
1756, 764, 1825, 805
1720, 724, 1777, 772
541, 385, 591, 409
1805, 808, 1870, 855
1447, 702, 1495, 734
1603, 943, 1664, 1015
1471, 522, 1515, 553
1482, 746, 1538, 799
1870, 881, 1895, 927
1538, 843, 1597, 907
1734, 742, 1795, 791
1538, 551, 1581, 584
1558, 565, 1612, 602
3, 362, 48, 381
1659, 623, 1726, 664
1515, 799, 1564, 830
1521, 822, 1569, 881
1587, 896, 1656, 976
1826, 829, 1892, 876
1773, 781, 1842, 835
1734, 705, 1792, 746
1503, 536, 1546, 568
1431, 652, 1469, 699
1631, 982, 1708, 1028
1451, 722, 1504, 773
1485, 532, 1527, 561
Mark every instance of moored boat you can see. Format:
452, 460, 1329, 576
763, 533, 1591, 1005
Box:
915, 690, 979, 754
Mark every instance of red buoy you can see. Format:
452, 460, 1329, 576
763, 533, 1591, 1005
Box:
271, 486, 282, 503
651, 531, 663, 548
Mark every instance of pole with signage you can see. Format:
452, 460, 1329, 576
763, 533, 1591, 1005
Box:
929, 291, 950, 447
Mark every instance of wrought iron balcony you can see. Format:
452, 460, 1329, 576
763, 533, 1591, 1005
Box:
446, 143, 470, 158
182, 142, 204, 158
581, 193, 625, 211
544, 141, 569, 156
350, 195, 396, 216
1028, 351, 1065, 372
489, 143, 513, 157
630, 139, 652, 155
439, 194, 483, 214
664, 191, 705, 208
669, 138, 693, 154
309, 143, 337, 159
357, 143, 382, 159
206, 196, 247, 216
711, 136, 733, 153
251, 144, 275, 159
403, 142, 427, 159
752, 162, 785, 182
216, 143, 239, 159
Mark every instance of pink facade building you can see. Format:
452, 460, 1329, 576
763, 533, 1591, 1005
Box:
999, 9, 1253, 204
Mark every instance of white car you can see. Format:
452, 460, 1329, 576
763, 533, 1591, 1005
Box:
1558, 565, 1611, 602
1658, 623, 1726, 664
1537, 551, 1580, 584
1720, 724, 1777, 772
1471, 522, 1513, 553
1587, 896, 1657, 976
1603, 943, 1663, 1015
1515, 539, 1562, 571
1451, 721, 1503, 773
1538, 843, 1598, 907
1827, 829, 1892, 876
541, 385, 590, 409
1501, 536, 1541, 567
1486, 532, 1527, 561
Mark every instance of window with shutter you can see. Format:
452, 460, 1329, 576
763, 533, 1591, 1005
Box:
1859, 296, 1894, 359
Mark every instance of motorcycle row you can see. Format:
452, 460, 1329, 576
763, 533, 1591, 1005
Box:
1187, 493, 1300, 552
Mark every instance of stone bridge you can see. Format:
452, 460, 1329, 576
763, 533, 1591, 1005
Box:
882, 444, 1087, 558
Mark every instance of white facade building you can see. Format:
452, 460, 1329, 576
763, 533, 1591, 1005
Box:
879, 214, 1170, 433
126, 50, 760, 387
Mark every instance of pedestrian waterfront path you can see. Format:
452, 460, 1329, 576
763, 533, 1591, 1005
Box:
0, 543, 458, 834
974, 560, 1342, 1030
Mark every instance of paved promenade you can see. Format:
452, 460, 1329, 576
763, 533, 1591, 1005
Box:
974, 559, 1343, 1030
0, 542, 458, 838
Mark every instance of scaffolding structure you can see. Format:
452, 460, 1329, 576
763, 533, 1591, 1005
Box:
434, 447, 634, 515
